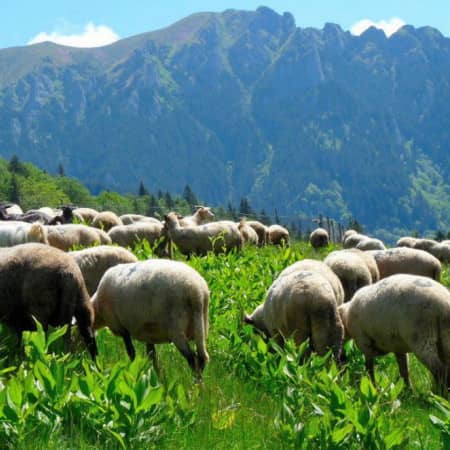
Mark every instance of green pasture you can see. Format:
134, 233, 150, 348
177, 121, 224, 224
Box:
1, 241, 450, 449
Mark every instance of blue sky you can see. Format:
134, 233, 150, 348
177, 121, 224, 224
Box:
2, 1, 450, 49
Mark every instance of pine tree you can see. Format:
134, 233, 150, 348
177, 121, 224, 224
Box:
8, 175, 20, 204
183, 185, 198, 206
138, 180, 149, 196
8, 155, 20, 173
259, 209, 270, 225
227, 202, 237, 221
274, 208, 280, 224
164, 191, 174, 209
239, 197, 252, 216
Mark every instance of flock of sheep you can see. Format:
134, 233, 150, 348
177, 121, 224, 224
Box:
1, 201, 450, 390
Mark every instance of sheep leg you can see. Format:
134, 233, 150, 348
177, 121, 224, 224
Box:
395, 353, 410, 386
146, 342, 159, 371
64, 322, 72, 353
365, 356, 376, 384
415, 348, 448, 391
121, 330, 136, 361
171, 334, 196, 372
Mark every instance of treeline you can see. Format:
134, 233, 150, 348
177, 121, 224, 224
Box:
0, 155, 280, 227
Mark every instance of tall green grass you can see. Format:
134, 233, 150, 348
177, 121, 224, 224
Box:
0, 242, 448, 448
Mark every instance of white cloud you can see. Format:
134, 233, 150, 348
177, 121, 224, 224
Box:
28, 22, 119, 48
350, 17, 406, 37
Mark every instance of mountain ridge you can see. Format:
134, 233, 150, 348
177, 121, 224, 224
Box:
1, 6, 450, 238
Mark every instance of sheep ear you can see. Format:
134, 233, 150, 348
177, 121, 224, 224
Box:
243, 314, 253, 324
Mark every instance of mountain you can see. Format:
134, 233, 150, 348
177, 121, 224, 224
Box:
1, 6, 450, 237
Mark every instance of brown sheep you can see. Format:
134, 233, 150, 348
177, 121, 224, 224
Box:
0, 243, 97, 359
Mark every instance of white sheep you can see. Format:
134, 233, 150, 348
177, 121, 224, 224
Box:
309, 227, 329, 249
325, 250, 373, 302
119, 214, 162, 225
92, 211, 123, 231
396, 236, 417, 248
245, 270, 344, 360
179, 206, 215, 227
246, 221, 268, 246
73, 207, 99, 224
108, 222, 164, 249
46, 224, 112, 251
268, 224, 290, 246
70, 246, 138, 295
6, 204, 23, 215
0, 221, 48, 247
278, 259, 345, 305
91, 259, 210, 376
237, 219, 259, 245
343, 233, 367, 249
367, 247, 441, 281
164, 212, 242, 257
339, 274, 450, 388
356, 237, 386, 251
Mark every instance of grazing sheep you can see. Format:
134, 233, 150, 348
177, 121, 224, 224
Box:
46, 224, 112, 251
238, 219, 259, 245
345, 249, 380, 283
268, 224, 290, 246
73, 207, 99, 224
244, 270, 344, 360
278, 259, 345, 305
179, 206, 215, 227
343, 233, 367, 249
70, 246, 138, 295
325, 250, 373, 302
434, 243, 450, 263
413, 238, 438, 253
119, 214, 162, 226
0, 221, 48, 247
309, 228, 329, 249
108, 222, 164, 248
396, 237, 417, 248
91, 259, 209, 376
246, 221, 269, 246
5, 204, 23, 215
164, 212, 242, 257
92, 211, 123, 231
0, 243, 97, 359
343, 229, 358, 243
339, 274, 450, 388
367, 248, 441, 281
356, 238, 386, 251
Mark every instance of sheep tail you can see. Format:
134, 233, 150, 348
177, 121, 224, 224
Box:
193, 294, 209, 373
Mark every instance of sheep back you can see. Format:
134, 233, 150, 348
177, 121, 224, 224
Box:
278, 259, 344, 305
70, 245, 138, 295
368, 247, 441, 281
0, 243, 97, 359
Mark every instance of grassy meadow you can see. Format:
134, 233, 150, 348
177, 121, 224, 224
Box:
1, 241, 450, 449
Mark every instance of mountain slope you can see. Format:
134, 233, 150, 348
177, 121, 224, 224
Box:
1, 6, 450, 235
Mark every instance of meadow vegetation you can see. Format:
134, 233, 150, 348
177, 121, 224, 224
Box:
0, 241, 449, 449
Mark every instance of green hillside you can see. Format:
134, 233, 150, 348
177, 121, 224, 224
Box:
1, 7, 450, 238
